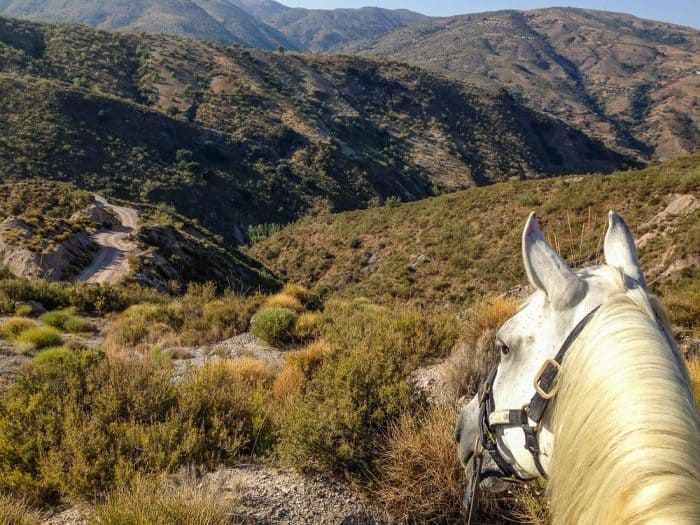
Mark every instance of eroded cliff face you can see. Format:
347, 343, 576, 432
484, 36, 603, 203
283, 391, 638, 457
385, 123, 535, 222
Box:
0, 216, 96, 281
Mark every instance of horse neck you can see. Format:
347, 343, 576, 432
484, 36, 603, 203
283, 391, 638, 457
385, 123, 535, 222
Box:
546, 294, 700, 525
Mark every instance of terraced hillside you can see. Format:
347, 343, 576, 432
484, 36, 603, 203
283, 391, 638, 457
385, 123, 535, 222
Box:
250, 154, 699, 333
0, 16, 632, 245
347, 8, 700, 162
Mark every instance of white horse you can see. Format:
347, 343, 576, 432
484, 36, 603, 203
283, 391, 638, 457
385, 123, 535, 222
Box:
454, 211, 700, 524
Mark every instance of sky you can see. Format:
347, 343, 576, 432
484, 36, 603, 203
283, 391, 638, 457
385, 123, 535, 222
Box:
280, 1, 700, 29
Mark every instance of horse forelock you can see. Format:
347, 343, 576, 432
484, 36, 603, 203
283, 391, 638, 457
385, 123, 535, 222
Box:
546, 266, 700, 524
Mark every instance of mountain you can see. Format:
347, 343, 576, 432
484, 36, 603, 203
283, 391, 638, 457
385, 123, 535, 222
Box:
232, 0, 430, 51
0, 16, 634, 245
249, 154, 700, 307
345, 8, 700, 161
0, 0, 297, 50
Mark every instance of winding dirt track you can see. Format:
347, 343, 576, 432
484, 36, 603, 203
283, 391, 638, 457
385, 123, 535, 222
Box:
73, 196, 138, 284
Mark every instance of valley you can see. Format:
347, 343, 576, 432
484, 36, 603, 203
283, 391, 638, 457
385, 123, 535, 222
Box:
0, 15, 634, 246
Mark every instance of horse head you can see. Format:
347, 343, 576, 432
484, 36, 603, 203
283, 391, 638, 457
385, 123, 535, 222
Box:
454, 211, 699, 522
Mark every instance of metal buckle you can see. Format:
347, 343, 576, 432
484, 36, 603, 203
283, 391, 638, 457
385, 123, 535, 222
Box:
533, 358, 562, 400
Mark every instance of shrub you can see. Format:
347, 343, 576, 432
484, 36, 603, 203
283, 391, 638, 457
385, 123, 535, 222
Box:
0, 318, 37, 340
444, 297, 518, 401
104, 303, 178, 350
0, 347, 105, 503
264, 293, 302, 312
14, 304, 33, 317
376, 406, 466, 523
91, 475, 230, 525
292, 312, 318, 341
251, 307, 296, 345
277, 303, 459, 475
15, 326, 63, 351
0, 493, 42, 525
176, 359, 276, 464
39, 308, 87, 333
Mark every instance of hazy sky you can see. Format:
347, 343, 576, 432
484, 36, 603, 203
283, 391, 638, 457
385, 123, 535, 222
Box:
280, 1, 700, 29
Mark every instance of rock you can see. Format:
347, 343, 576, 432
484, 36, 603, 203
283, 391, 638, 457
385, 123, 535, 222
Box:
14, 300, 46, 316
407, 253, 430, 271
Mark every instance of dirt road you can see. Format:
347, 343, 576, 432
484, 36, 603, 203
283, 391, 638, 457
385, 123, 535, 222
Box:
73, 196, 139, 284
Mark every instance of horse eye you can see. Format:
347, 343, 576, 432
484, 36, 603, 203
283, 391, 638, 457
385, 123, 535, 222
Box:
498, 342, 510, 356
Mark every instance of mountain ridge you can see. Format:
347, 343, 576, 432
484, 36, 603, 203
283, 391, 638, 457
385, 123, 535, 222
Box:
0, 15, 634, 245
0, 0, 298, 50
344, 7, 700, 161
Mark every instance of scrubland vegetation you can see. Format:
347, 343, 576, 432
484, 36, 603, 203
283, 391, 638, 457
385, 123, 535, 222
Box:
0, 276, 517, 522
2, 277, 691, 524
251, 154, 700, 334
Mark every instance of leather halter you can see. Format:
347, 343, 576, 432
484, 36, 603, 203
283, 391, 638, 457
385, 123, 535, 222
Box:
464, 305, 601, 521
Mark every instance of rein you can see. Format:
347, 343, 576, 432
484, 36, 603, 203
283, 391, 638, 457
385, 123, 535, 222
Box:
464, 305, 601, 522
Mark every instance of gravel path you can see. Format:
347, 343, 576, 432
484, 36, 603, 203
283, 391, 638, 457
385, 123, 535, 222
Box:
73, 196, 138, 284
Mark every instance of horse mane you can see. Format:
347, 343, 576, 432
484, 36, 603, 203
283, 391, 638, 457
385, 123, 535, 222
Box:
546, 266, 700, 524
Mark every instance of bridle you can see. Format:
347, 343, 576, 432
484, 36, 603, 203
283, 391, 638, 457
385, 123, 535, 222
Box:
464, 305, 601, 523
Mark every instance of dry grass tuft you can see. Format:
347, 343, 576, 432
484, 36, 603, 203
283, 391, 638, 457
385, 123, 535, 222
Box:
376, 405, 466, 523
272, 340, 331, 401
264, 293, 303, 312
444, 296, 519, 401
91, 475, 232, 525
292, 312, 318, 341
281, 284, 314, 303
510, 481, 550, 525
0, 493, 43, 525
0, 318, 37, 341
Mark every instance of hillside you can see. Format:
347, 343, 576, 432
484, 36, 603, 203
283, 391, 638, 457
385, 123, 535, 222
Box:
0, 0, 298, 50
346, 8, 700, 161
0, 16, 633, 245
233, 0, 430, 51
250, 154, 699, 319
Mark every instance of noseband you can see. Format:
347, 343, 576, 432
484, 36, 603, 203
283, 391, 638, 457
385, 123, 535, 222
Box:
464, 305, 601, 522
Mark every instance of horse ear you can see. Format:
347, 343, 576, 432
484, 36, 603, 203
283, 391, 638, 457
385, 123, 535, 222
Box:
604, 211, 647, 288
522, 212, 584, 308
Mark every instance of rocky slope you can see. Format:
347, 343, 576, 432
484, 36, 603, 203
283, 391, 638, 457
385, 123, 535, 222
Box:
346, 7, 700, 161
0, 16, 634, 245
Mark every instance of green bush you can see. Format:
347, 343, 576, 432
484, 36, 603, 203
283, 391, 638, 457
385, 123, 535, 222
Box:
277, 302, 459, 475
175, 359, 277, 465
39, 308, 87, 333
14, 304, 33, 317
251, 307, 296, 345
0, 318, 37, 340
15, 326, 63, 351
0, 346, 278, 504
0, 278, 153, 316
0, 347, 105, 503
